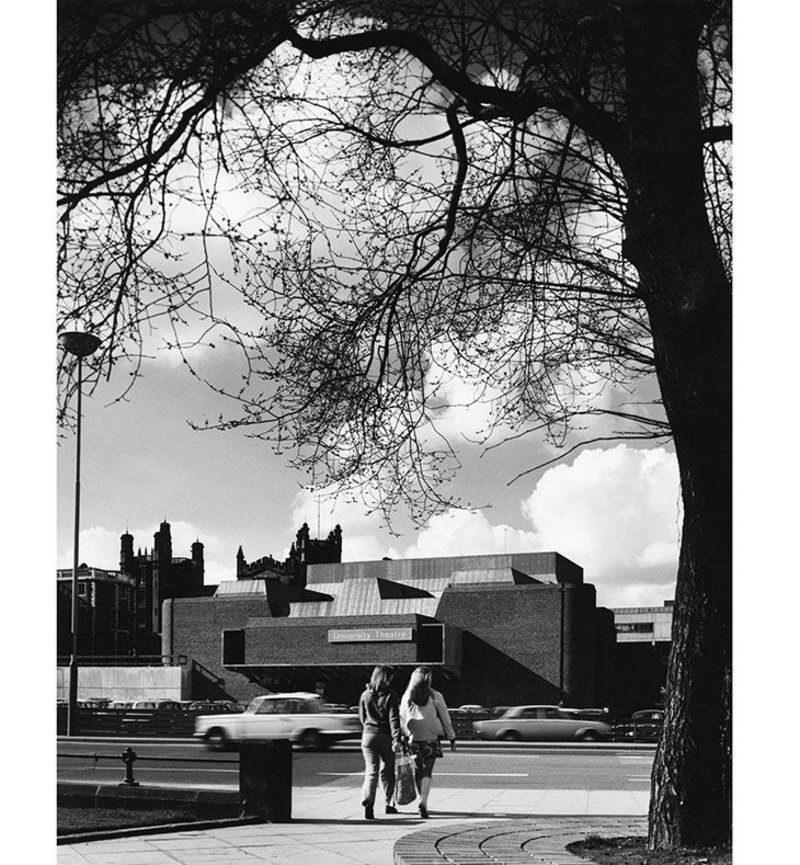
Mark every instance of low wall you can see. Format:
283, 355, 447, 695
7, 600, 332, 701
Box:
56, 665, 191, 701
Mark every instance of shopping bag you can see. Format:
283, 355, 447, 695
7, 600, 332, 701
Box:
394, 753, 418, 806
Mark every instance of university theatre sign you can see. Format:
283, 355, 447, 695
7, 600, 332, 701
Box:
327, 627, 414, 643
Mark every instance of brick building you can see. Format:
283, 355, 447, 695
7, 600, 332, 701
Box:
56, 566, 137, 657
163, 548, 616, 709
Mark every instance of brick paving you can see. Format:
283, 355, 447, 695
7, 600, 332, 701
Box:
58, 784, 648, 864
393, 816, 647, 865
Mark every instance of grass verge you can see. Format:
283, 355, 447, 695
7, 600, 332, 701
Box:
58, 806, 200, 835
568, 835, 732, 865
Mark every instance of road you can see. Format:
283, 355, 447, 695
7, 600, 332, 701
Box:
57, 739, 654, 792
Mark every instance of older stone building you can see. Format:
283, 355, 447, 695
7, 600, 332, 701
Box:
119, 520, 212, 651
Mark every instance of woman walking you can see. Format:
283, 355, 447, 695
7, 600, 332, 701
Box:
358, 665, 402, 819
399, 665, 456, 819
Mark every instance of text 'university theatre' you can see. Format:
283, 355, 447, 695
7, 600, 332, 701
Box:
163, 528, 616, 708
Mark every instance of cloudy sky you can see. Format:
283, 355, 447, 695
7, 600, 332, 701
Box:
55, 329, 680, 609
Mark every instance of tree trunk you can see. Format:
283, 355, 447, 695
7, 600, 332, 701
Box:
619, 1, 732, 849
642, 270, 732, 849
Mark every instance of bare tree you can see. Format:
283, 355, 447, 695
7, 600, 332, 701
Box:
57, 0, 731, 848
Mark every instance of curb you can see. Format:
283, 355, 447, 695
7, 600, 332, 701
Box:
57, 814, 265, 846
58, 780, 238, 809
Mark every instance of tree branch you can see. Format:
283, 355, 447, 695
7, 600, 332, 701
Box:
282, 19, 626, 157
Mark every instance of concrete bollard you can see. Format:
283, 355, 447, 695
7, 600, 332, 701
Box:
239, 739, 292, 822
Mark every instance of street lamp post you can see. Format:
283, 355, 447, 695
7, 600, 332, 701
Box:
60, 329, 102, 737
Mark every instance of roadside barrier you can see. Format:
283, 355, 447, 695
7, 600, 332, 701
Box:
57, 706, 204, 737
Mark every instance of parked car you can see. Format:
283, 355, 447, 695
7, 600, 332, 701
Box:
455, 704, 490, 714
631, 709, 664, 723
612, 708, 664, 742
188, 700, 242, 714
106, 700, 133, 710
194, 692, 362, 751
77, 699, 109, 709
472, 705, 612, 742
130, 700, 183, 710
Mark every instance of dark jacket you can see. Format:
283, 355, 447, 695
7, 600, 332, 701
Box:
359, 687, 402, 745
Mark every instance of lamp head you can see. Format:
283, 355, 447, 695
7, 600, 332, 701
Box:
58, 330, 102, 358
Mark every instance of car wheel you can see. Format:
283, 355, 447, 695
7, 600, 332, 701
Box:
299, 728, 322, 750
205, 727, 228, 751
500, 730, 521, 742
579, 730, 599, 742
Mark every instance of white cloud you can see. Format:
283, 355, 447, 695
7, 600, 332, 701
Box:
401, 509, 537, 559
57, 526, 120, 571
519, 444, 680, 598
396, 444, 680, 607
596, 582, 676, 609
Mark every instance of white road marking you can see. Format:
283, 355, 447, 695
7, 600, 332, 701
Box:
318, 772, 528, 778
65, 766, 236, 774
454, 752, 541, 758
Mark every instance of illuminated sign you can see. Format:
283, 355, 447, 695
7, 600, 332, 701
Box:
328, 627, 414, 643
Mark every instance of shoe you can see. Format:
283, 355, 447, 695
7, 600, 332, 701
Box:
418, 803, 428, 819
385, 805, 398, 815
364, 804, 374, 820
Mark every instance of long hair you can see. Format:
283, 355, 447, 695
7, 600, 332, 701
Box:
368, 665, 394, 693
404, 665, 433, 707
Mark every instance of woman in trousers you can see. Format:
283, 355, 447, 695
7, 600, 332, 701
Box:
358, 665, 402, 819
399, 665, 456, 818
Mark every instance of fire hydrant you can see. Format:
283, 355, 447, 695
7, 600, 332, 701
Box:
120, 747, 140, 786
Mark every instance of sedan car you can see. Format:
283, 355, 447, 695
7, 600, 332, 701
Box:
188, 700, 242, 714
472, 704, 612, 742
612, 708, 663, 742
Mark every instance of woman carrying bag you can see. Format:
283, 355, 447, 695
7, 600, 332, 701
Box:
399, 665, 456, 819
358, 665, 402, 819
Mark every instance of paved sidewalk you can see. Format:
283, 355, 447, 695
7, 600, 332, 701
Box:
58, 784, 648, 865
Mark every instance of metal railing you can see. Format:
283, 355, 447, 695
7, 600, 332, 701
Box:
57, 654, 188, 667
58, 745, 237, 786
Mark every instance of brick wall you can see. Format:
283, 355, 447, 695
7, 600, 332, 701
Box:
434, 582, 601, 707
163, 594, 279, 703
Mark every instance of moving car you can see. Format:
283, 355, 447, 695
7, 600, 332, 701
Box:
455, 704, 490, 714
472, 704, 612, 742
194, 692, 362, 751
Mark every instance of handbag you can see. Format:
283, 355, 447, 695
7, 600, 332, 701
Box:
394, 753, 419, 806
